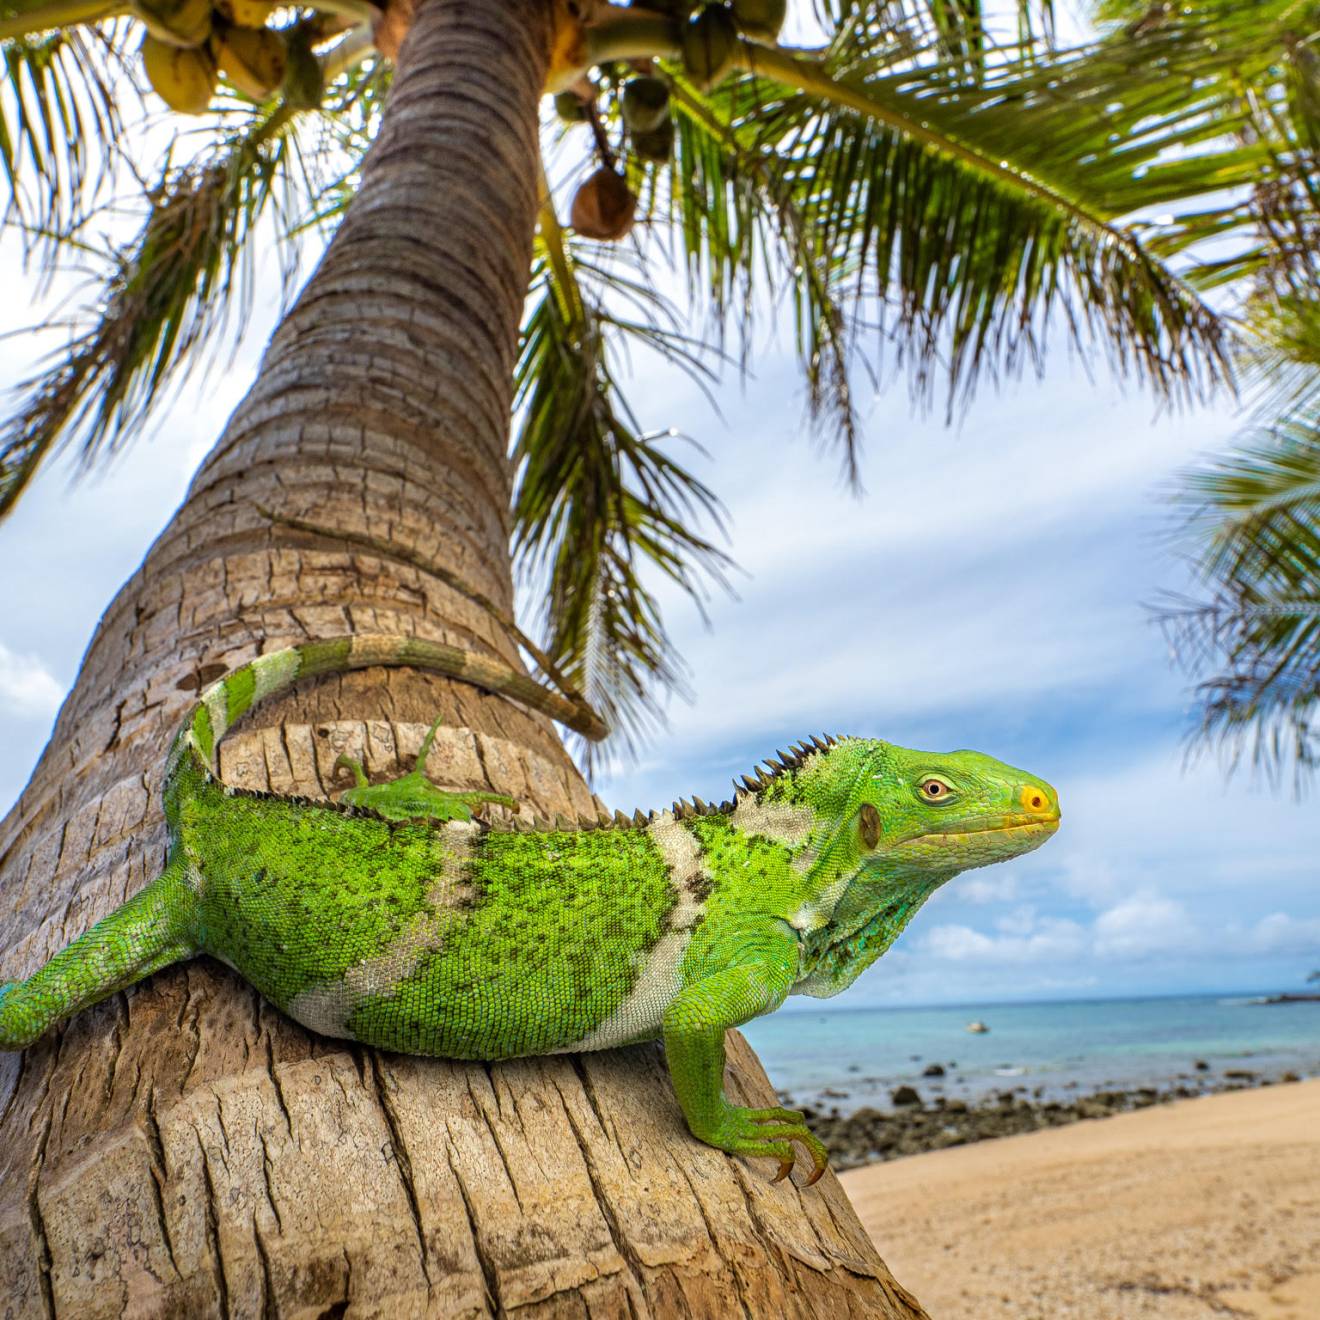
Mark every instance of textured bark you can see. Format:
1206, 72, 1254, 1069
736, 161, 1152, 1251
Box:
0, 0, 928, 1314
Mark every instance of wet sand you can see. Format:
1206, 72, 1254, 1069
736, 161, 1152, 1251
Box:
840, 1078, 1320, 1319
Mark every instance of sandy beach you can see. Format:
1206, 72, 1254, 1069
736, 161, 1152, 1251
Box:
840, 1078, 1320, 1319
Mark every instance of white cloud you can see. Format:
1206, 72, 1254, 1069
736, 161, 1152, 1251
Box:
1092, 893, 1196, 959
918, 891, 1320, 971
994, 904, 1041, 936
1240, 912, 1320, 957
1056, 855, 1126, 906
0, 643, 64, 717
958, 873, 1022, 905
923, 915, 1088, 964
1039, 749, 1320, 906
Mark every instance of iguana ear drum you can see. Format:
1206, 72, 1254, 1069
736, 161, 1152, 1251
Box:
859, 803, 881, 850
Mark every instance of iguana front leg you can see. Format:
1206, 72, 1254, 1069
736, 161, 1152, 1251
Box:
663, 921, 828, 1184
334, 715, 516, 823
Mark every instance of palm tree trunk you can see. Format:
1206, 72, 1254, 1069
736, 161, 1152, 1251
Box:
0, 1, 928, 1313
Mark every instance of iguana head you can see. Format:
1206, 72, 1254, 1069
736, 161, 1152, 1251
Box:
855, 740, 1060, 871
763, 737, 1059, 870
752, 737, 1060, 997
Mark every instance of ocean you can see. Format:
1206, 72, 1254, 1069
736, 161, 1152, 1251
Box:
740, 993, 1320, 1110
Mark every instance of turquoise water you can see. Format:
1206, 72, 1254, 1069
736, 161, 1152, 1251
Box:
740, 994, 1320, 1110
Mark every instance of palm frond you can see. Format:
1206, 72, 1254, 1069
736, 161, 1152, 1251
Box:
614, 11, 1247, 477
0, 22, 375, 518
286, 44, 391, 232
1238, 294, 1320, 428
1161, 405, 1320, 789
812, 0, 1055, 50
513, 199, 733, 767
1, 18, 135, 246
0, 99, 305, 518
735, 25, 1274, 394
662, 76, 866, 481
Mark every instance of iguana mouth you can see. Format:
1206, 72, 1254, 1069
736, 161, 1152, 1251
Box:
906, 813, 1060, 847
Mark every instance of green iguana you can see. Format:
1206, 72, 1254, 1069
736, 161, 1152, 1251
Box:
0, 634, 1060, 1183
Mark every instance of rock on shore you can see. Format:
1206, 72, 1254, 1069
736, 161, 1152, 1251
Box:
801, 1070, 1305, 1171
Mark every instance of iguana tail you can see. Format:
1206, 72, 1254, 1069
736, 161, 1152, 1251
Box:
167, 633, 607, 789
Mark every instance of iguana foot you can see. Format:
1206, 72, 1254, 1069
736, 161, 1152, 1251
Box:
697, 1102, 829, 1186
333, 718, 515, 823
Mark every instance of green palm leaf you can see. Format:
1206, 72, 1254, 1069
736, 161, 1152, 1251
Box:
1, 19, 134, 243
0, 31, 377, 518
1163, 402, 1320, 787
514, 201, 733, 765
0, 99, 305, 516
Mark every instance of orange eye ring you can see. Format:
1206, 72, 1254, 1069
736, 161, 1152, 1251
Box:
1020, 785, 1048, 812
919, 777, 953, 802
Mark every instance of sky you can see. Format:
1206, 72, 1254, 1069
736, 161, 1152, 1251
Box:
2, 35, 1319, 1010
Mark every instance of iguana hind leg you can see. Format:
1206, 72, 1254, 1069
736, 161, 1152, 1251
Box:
334, 715, 516, 822
0, 856, 196, 1050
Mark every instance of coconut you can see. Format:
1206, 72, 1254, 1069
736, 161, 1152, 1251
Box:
214, 0, 276, 26
621, 76, 670, 134
281, 35, 324, 110
570, 167, 637, 241
132, 0, 212, 48
631, 121, 674, 163
216, 24, 287, 100
682, 4, 738, 91
141, 31, 217, 113
554, 90, 590, 123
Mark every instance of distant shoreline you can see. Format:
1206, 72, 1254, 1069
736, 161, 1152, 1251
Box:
747, 992, 1320, 1124
798, 1065, 1309, 1171
772, 986, 1320, 1014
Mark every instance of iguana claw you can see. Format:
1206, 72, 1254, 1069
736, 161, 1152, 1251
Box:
702, 1102, 830, 1186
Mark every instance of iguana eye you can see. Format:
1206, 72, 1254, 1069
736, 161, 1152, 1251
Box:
918, 777, 954, 803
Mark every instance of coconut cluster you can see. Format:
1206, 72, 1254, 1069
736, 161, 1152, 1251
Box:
634, 0, 786, 89
133, 0, 322, 115
671, 0, 787, 85
559, 0, 786, 243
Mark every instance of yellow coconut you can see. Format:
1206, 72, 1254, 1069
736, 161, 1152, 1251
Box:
141, 32, 217, 114
214, 0, 277, 26
216, 24, 287, 100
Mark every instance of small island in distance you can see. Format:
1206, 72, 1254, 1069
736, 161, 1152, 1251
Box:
1256, 970, 1320, 1004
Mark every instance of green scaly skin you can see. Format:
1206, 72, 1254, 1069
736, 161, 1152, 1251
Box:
0, 633, 1061, 1184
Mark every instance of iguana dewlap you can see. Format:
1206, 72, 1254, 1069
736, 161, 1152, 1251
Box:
0, 634, 1060, 1183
